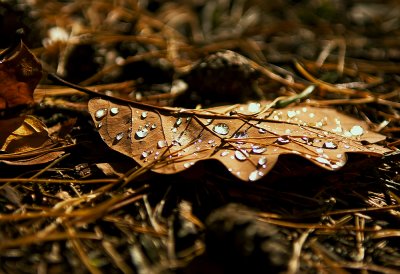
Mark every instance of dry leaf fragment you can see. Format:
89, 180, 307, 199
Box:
88, 98, 391, 181
0, 115, 65, 165
0, 41, 42, 109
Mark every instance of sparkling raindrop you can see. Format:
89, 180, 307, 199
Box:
141, 151, 149, 158
135, 128, 149, 139
97, 122, 102, 129
258, 157, 267, 166
175, 117, 183, 127
234, 150, 249, 161
276, 136, 290, 145
151, 124, 157, 129
322, 141, 338, 149
315, 157, 330, 165
184, 162, 191, 168
301, 136, 313, 145
115, 132, 124, 141
258, 128, 267, 134
220, 151, 230, 157
95, 108, 107, 119
110, 107, 119, 115
248, 102, 261, 113
287, 110, 297, 118
213, 123, 229, 135
249, 170, 263, 181
157, 140, 167, 148
252, 146, 266, 154
350, 125, 364, 136
141, 111, 148, 119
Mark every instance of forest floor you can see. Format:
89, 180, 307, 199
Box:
2, 1, 400, 273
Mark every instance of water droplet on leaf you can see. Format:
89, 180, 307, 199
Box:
175, 117, 182, 127
220, 151, 230, 157
95, 108, 107, 119
322, 141, 338, 149
213, 123, 229, 135
248, 102, 261, 113
234, 150, 249, 161
157, 140, 167, 148
316, 157, 330, 165
258, 128, 267, 134
350, 125, 364, 136
141, 111, 148, 119
252, 146, 266, 154
276, 136, 290, 145
110, 107, 119, 115
135, 128, 149, 139
151, 124, 157, 129
115, 132, 124, 141
249, 170, 263, 181
258, 157, 267, 166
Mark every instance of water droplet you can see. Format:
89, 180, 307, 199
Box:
172, 140, 181, 146
301, 136, 313, 145
110, 107, 119, 115
213, 123, 229, 135
175, 117, 182, 127
220, 151, 230, 157
208, 140, 215, 144
234, 150, 249, 161
258, 128, 267, 134
258, 157, 267, 166
183, 162, 191, 168
141, 151, 149, 158
316, 148, 324, 154
157, 140, 167, 148
249, 170, 263, 181
233, 131, 248, 139
315, 157, 330, 165
248, 102, 261, 113
344, 144, 350, 149
151, 124, 157, 129
309, 113, 315, 118
336, 153, 343, 159
343, 131, 352, 138
97, 122, 102, 129
206, 119, 213, 125
135, 128, 149, 139
252, 146, 266, 154
287, 110, 297, 118
171, 127, 177, 133
276, 136, 290, 145
322, 141, 338, 149
350, 125, 364, 136
141, 111, 148, 119
115, 132, 124, 141
332, 126, 343, 133
95, 108, 107, 119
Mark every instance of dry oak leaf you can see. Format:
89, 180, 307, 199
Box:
0, 41, 42, 109
0, 115, 64, 165
88, 98, 391, 181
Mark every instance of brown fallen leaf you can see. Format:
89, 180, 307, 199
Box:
0, 41, 42, 109
0, 115, 66, 165
88, 98, 391, 181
